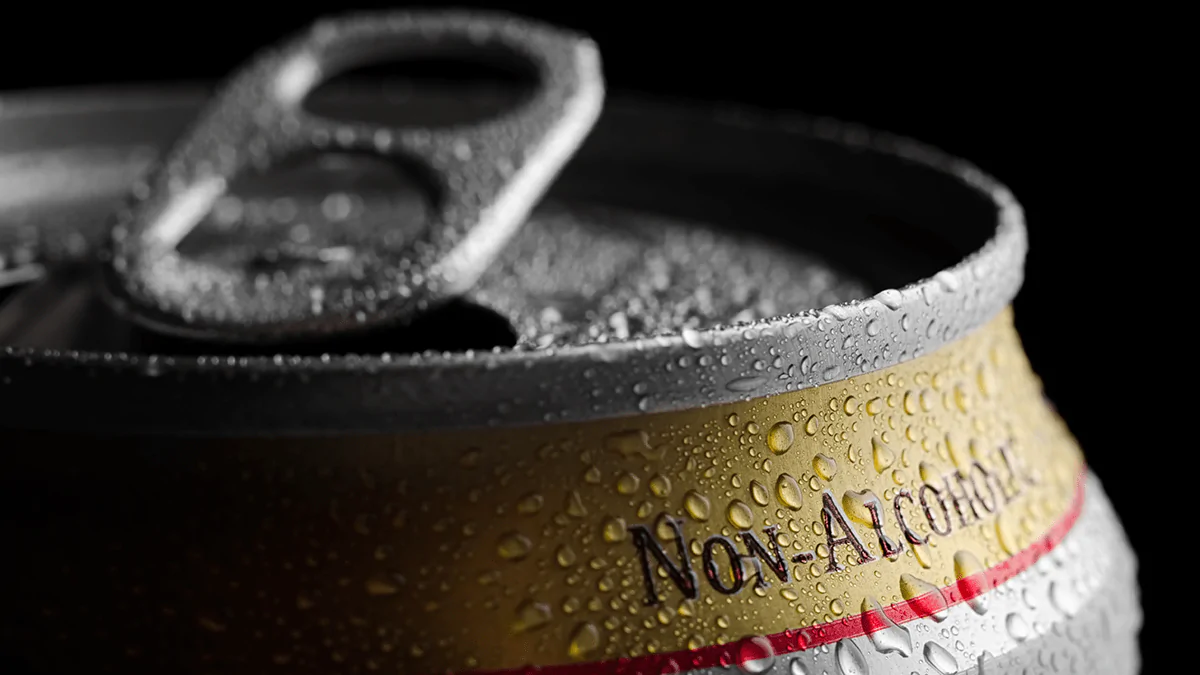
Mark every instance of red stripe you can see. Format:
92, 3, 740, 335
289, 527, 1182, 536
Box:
451, 469, 1087, 675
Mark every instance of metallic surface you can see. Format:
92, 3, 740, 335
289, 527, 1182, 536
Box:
103, 11, 605, 343
1, 85, 1023, 434
0, 15, 1138, 673
1, 310, 1119, 674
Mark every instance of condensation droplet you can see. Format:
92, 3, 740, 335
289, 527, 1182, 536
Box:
736, 636, 776, 674
1050, 581, 1081, 617
684, 491, 711, 521
604, 429, 662, 461
919, 461, 940, 485
1005, 612, 1030, 641
804, 415, 819, 435
861, 596, 912, 656
364, 576, 399, 596
923, 641, 958, 674
872, 437, 895, 473
813, 454, 838, 481
727, 375, 768, 392
750, 480, 770, 506
767, 422, 795, 454
512, 600, 552, 633
899, 573, 949, 621
911, 542, 934, 569
834, 638, 869, 675
953, 550, 989, 615
650, 474, 673, 498
556, 545, 577, 568
497, 532, 532, 560
602, 517, 628, 543
841, 490, 874, 526
566, 491, 588, 518
567, 622, 601, 659
875, 289, 903, 309
727, 500, 754, 529
776, 474, 803, 510
517, 493, 544, 515
843, 396, 858, 415
616, 473, 641, 495
996, 514, 1019, 555
865, 397, 883, 416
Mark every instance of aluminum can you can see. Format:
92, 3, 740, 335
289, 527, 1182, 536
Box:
0, 10, 1140, 675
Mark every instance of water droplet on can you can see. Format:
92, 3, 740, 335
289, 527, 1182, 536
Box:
727, 375, 768, 392
775, 474, 803, 510
953, 550, 989, 615
616, 472, 641, 495
843, 396, 858, 415
512, 600, 552, 633
813, 454, 838, 480
767, 422, 795, 454
804, 415, 820, 435
497, 532, 532, 560
750, 480, 770, 506
567, 622, 601, 659
727, 500, 754, 529
1050, 580, 1082, 617
834, 639, 869, 675
649, 474, 673, 497
684, 490, 711, 521
899, 573, 949, 621
736, 636, 776, 674
923, 641, 958, 674
556, 545, 577, 567
1005, 612, 1030, 641
860, 596, 911, 656
872, 438, 895, 473
517, 492, 545, 515
602, 517, 627, 543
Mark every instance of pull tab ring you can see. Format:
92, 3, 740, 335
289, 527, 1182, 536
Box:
102, 11, 604, 343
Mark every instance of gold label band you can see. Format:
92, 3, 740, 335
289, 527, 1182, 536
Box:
5, 308, 1084, 674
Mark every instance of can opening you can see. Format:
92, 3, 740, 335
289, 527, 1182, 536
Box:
131, 297, 520, 356
0, 264, 520, 355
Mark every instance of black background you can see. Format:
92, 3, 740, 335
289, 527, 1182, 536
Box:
1, 3, 1161, 672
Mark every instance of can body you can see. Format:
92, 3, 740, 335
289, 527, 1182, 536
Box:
0, 84, 1140, 674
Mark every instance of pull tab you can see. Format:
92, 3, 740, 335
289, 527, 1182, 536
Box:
102, 11, 604, 343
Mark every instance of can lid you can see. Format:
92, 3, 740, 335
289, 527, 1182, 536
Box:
101, 11, 604, 344
0, 14, 1028, 435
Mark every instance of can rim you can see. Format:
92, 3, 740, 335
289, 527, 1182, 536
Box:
0, 86, 1026, 435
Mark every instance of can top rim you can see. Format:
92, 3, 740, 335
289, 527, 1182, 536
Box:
0, 87, 1026, 435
